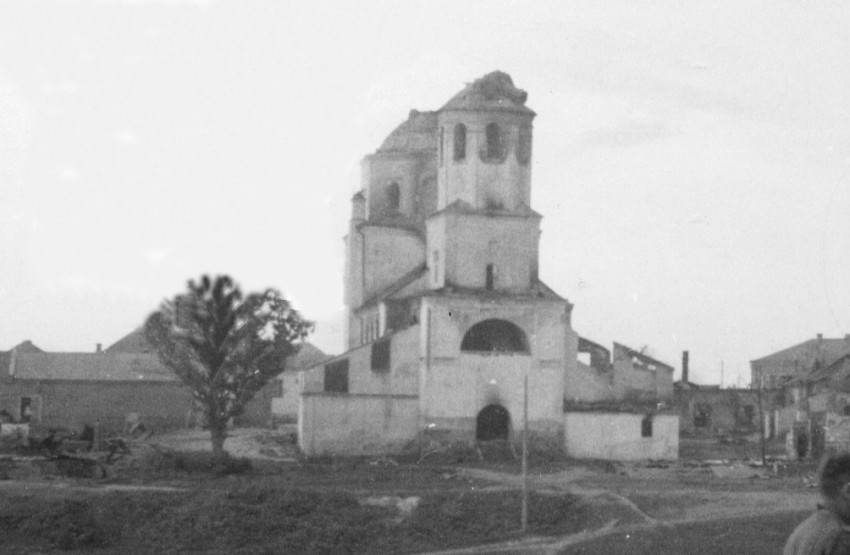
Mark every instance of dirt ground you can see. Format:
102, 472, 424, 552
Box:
0, 430, 825, 554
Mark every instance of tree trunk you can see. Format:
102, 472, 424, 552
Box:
209, 422, 228, 459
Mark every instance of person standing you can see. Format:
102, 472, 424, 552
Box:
784, 453, 850, 555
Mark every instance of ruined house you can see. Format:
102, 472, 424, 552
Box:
750, 334, 850, 449
674, 351, 762, 436
296, 71, 678, 461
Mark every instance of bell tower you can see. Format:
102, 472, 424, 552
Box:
435, 71, 535, 212
426, 72, 541, 293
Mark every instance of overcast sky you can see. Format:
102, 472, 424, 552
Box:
1, 0, 848, 387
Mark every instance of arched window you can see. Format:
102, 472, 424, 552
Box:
461, 319, 528, 353
387, 181, 400, 210
453, 123, 466, 161
485, 123, 501, 160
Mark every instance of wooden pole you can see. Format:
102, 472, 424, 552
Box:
759, 375, 767, 466
521, 373, 528, 534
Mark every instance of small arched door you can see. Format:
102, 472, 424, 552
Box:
476, 404, 510, 441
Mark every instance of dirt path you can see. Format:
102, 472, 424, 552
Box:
0, 480, 183, 493
429, 466, 819, 555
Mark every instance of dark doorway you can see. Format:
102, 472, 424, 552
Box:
476, 404, 510, 441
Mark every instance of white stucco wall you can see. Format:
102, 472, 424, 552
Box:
418, 296, 568, 437
437, 111, 533, 212
302, 326, 420, 396
422, 354, 563, 427
563, 412, 679, 461
361, 226, 425, 302
298, 393, 420, 456
271, 371, 301, 422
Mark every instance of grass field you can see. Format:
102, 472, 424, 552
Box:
0, 431, 823, 554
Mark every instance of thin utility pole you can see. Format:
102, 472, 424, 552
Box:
521, 372, 528, 534
758, 374, 767, 466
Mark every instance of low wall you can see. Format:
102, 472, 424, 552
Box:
298, 392, 419, 456
563, 412, 678, 461
0, 381, 194, 435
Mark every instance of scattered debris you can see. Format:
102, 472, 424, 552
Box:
368, 457, 399, 467
360, 495, 421, 522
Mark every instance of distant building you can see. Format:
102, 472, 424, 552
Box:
750, 334, 850, 389
0, 335, 191, 434
297, 71, 678, 461
750, 335, 850, 458
674, 351, 762, 436
0, 330, 320, 434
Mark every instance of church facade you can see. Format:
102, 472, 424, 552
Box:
297, 72, 678, 460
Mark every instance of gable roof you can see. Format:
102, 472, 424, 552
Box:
12, 352, 177, 382
751, 336, 850, 371
105, 328, 154, 353
12, 340, 43, 353
286, 343, 331, 372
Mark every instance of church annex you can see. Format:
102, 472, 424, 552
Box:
297, 72, 678, 460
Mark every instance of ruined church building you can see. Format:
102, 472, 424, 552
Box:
298, 72, 678, 460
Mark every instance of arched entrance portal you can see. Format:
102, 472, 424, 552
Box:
476, 404, 511, 441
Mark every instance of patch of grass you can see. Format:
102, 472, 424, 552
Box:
0, 483, 599, 554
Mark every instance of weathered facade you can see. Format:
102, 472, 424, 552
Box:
749, 335, 850, 459
298, 72, 678, 460
0, 329, 305, 434
0, 339, 193, 434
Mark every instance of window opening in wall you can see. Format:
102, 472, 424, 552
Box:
387, 181, 400, 210
485, 123, 501, 160
453, 123, 466, 161
641, 415, 653, 437
371, 338, 391, 372
19, 397, 33, 423
694, 403, 711, 428
461, 319, 528, 353
742, 405, 755, 425
324, 359, 349, 393
485, 264, 495, 290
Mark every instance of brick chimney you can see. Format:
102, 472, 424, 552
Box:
96, 343, 102, 353
682, 351, 689, 384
